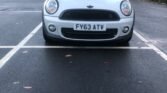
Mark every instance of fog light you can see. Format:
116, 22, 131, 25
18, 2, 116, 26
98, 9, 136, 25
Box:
122, 26, 129, 33
48, 25, 56, 32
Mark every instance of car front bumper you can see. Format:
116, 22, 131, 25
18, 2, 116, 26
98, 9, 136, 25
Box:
43, 16, 134, 42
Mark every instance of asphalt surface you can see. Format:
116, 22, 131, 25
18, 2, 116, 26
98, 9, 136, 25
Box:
131, 0, 167, 53
0, 49, 10, 59
0, 0, 167, 93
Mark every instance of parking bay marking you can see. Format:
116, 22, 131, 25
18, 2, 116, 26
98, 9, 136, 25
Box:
21, 46, 152, 49
134, 30, 167, 61
0, 22, 42, 69
0, 45, 152, 49
0, 10, 41, 13
0, 46, 15, 48
0, 27, 167, 69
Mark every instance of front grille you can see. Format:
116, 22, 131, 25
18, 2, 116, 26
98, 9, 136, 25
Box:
61, 28, 118, 39
59, 9, 120, 21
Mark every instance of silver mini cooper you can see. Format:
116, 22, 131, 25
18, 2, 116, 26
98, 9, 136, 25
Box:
42, 0, 135, 43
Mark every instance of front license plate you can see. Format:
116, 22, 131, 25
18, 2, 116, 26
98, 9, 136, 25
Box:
74, 24, 106, 31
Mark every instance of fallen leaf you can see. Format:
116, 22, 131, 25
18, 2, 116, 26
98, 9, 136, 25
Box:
24, 86, 32, 89
13, 81, 20, 85
65, 54, 72, 58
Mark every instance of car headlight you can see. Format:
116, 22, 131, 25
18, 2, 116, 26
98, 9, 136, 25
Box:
45, 0, 58, 14
120, 0, 132, 16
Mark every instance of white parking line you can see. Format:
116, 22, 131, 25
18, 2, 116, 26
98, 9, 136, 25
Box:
134, 30, 167, 61
0, 46, 15, 48
0, 27, 166, 68
0, 45, 152, 49
0, 11, 41, 13
21, 46, 152, 49
0, 22, 42, 69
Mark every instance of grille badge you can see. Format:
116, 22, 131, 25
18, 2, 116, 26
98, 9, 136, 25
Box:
87, 5, 94, 9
